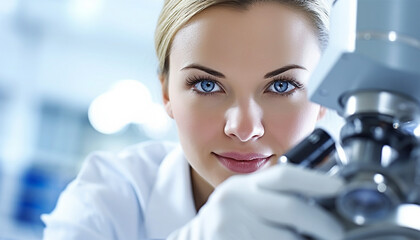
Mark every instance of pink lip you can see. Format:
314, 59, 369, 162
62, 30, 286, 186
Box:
214, 152, 271, 174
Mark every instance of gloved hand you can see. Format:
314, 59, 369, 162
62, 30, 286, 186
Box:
167, 164, 344, 240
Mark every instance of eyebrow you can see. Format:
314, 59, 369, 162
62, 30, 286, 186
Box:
182, 64, 226, 78
264, 64, 307, 79
181, 63, 307, 79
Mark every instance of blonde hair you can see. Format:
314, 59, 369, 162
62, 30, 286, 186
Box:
154, 0, 330, 76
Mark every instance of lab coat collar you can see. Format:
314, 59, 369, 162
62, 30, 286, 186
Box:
144, 145, 197, 239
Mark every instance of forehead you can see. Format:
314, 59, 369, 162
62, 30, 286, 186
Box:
170, 2, 320, 74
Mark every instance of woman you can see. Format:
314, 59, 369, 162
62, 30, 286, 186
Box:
43, 0, 344, 239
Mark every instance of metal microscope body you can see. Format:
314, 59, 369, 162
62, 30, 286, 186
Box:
306, 0, 420, 239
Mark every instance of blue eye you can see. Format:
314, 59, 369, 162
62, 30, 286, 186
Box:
268, 80, 296, 94
194, 80, 221, 93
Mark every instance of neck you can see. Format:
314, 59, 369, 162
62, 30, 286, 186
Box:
190, 166, 214, 212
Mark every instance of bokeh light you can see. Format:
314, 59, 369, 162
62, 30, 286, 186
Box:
67, 0, 103, 23
88, 79, 171, 137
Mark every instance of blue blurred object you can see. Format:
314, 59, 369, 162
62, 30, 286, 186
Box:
14, 162, 72, 226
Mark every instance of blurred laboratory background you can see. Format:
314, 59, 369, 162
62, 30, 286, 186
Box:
0, 0, 175, 239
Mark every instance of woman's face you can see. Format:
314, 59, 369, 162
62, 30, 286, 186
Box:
162, 2, 325, 187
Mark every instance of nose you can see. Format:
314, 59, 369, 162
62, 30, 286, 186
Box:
224, 99, 265, 142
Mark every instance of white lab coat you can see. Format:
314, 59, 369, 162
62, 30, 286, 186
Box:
42, 141, 197, 240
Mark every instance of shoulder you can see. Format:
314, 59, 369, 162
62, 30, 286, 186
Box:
43, 141, 183, 240
77, 140, 180, 202
118, 140, 179, 167
81, 140, 178, 180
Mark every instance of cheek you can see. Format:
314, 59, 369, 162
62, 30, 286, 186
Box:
172, 97, 223, 144
266, 98, 320, 150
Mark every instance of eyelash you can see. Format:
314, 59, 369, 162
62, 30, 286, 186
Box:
185, 75, 223, 95
266, 76, 304, 97
185, 75, 304, 96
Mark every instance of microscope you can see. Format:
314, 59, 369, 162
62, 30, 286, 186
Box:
282, 0, 420, 239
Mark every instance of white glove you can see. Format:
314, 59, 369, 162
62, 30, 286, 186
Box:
167, 164, 344, 240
